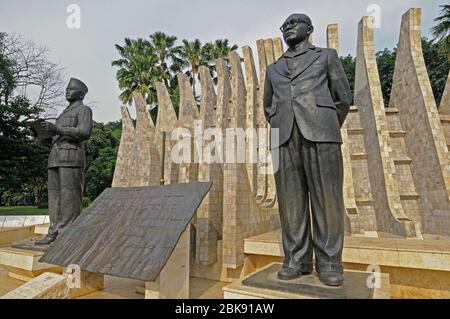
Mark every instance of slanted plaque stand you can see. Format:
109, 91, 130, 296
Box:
223, 262, 390, 299
37, 182, 212, 299
144, 227, 190, 299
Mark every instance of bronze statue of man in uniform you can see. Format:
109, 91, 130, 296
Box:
35, 78, 93, 245
264, 14, 352, 286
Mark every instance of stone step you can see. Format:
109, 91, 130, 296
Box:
389, 130, 406, 138
347, 127, 364, 135
243, 229, 450, 272
394, 157, 412, 165
0, 246, 62, 282
34, 224, 49, 235
350, 153, 368, 160
385, 108, 399, 114
440, 115, 450, 123
349, 106, 359, 112
400, 193, 420, 200
355, 198, 375, 206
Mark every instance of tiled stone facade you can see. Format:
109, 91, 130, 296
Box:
111, 105, 135, 187
390, 8, 450, 238
354, 16, 416, 238
195, 66, 222, 266
112, 7, 450, 281
326, 24, 362, 235
440, 72, 450, 113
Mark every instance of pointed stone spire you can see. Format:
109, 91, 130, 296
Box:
112, 105, 135, 187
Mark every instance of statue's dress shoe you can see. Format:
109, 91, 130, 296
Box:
35, 234, 57, 245
318, 272, 344, 286
277, 267, 303, 280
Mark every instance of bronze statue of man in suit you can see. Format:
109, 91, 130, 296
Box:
35, 78, 93, 245
264, 14, 352, 286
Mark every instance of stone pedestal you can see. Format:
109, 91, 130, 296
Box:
0, 247, 62, 281
223, 262, 390, 299
1, 270, 104, 299
34, 223, 49, 236
144, 228, 190, 299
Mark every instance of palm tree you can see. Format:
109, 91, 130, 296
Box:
432, 4, 450, 60
111, 38, 162, 106
112, 35, 239, 109
178, 39, 208, 98
149, 32, 183, 86
212, 39, 239, 60
202, 39, 239, 84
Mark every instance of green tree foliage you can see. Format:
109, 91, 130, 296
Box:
422, 37, 450, 105
432, 4, 450, 60
340, 54, 356, 102
84, 122, 120, 201
112, 32, 238, 119
376, 48, 396, 106
111, 38, 161, 106
0, 73, 48, 205
339, 37, 449, 106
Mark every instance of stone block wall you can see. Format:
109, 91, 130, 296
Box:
112, 7, 450, 281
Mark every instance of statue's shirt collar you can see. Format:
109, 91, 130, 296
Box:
284, 41, 316, 58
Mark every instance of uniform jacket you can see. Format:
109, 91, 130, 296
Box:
263, 42, 352, 148
48, 100, 93, 168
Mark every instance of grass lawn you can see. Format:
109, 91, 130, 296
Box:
0, 206, 48, 216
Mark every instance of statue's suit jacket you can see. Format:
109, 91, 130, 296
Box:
263, 43, 352, 148
48, 100, 93, 169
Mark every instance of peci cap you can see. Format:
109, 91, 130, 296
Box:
68, 77, 89, 95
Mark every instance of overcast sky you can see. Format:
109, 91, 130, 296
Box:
0, 0, 447, 123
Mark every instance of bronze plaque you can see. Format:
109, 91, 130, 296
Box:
40, 182, 212, 281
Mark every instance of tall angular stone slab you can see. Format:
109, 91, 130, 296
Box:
222, 52, 280, 269
112, 105, 135, 187
215, 59, 232, 131
257, 39, 280, 207
355, 16, 416, 238
272, 38, 284, 61
261, 39, 277, 207
439, 71, 450, 152
390, 8, 450, 238
440, 71, 450, 113
195, 66, 223, 265
156, 82, 179, 185
243, 46, 258, 197
345, 106, 376, 235
440, 71, 450, 159
327, 24, 339, 54
255, 39, 269, 204
132, 92, 160, 186
383, 107, 422, 234
177, 73, 199, 184
326, 24, 361, 234
263, 39, 275, 65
